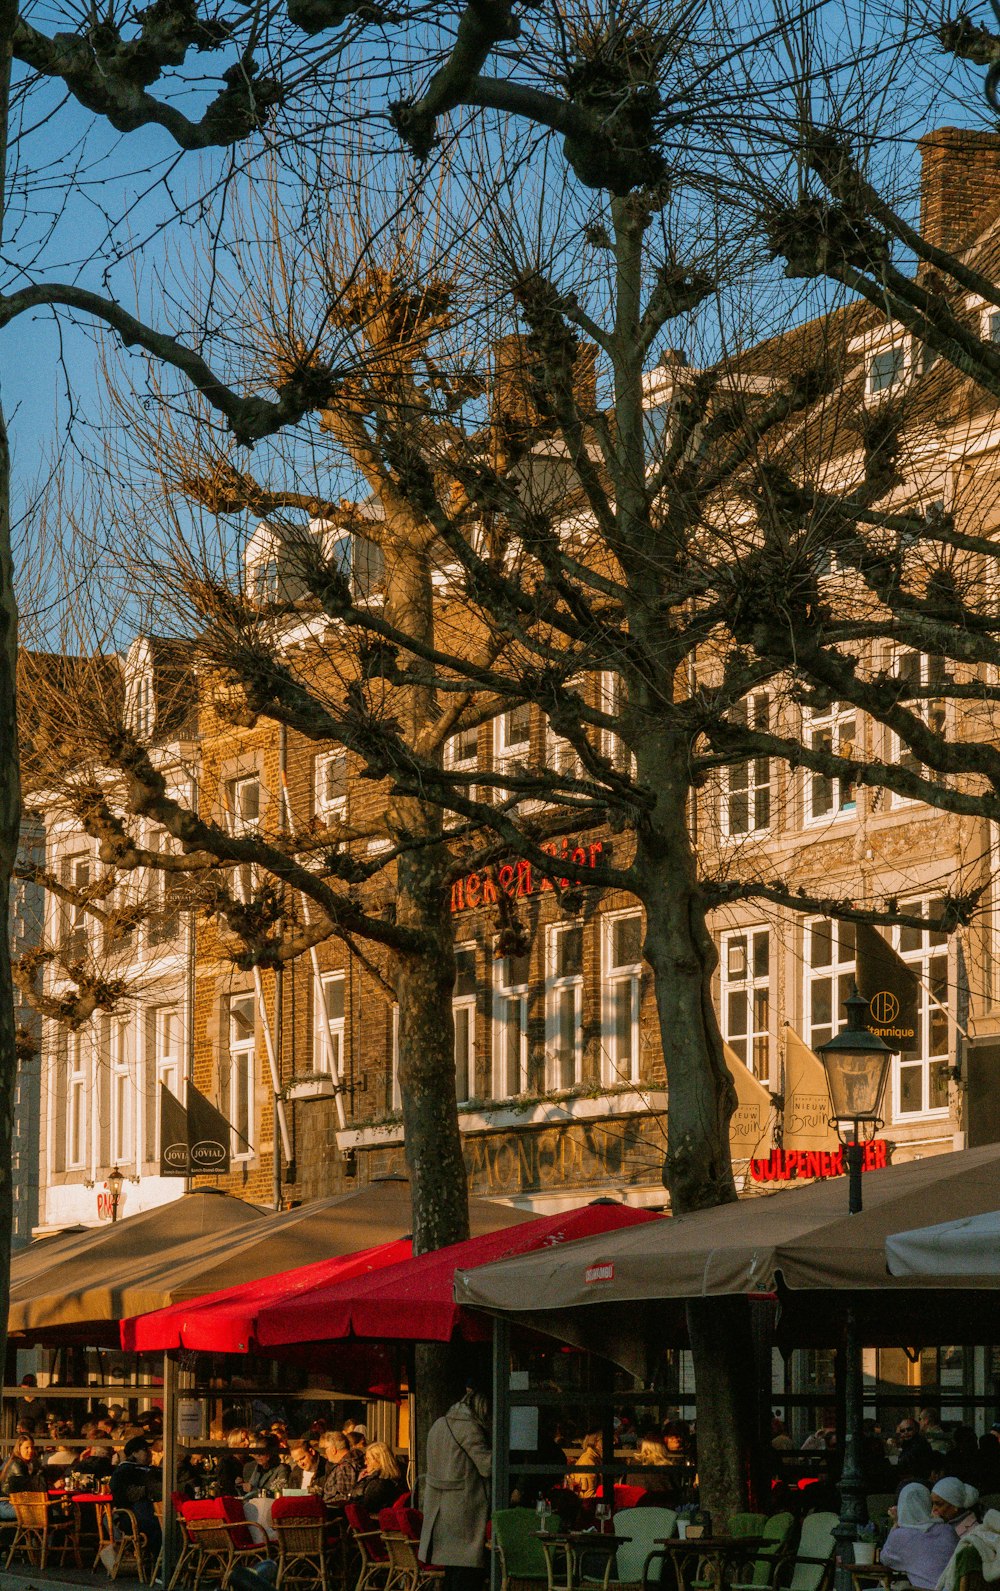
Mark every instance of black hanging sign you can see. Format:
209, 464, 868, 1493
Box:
186, 1083, 231, 1173
159, 1084, 190, 1177
855, 921, 920, 1054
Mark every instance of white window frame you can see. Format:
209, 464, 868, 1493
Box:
889, 650, 947, 807
602, 909, 643, 1085
982, 305, 1000, 344
444, 725, 478, 813
315, 970, 346, 1078
453, 944, 477, 1104
866, 344, 907, 400
493, 706, 538, 809
66, 1029, 89, 1171
315, 750, 348, 821
134, 671, 155, 740
720, 693, 772, 839
719, 926, 771, 1082
153, 1006, 183, 1158
804, 917, 856, 1053
804, 702, 857, 825
228, 774, 261, 834
545, 921, 584, 1091
601, 672, 636, 776
892, 897, 951, 1122
228, 995, 256, 1161
63, 851, 93, 957
110, 1017, 135, 1167
492, 948, 530, 1099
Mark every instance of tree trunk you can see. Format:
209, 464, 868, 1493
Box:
384, 536, 471, 1461
0, 407, 20, 1381
635, 763, 753, 1523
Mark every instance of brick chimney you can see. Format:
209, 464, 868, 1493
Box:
919, 126, 1000, 254
491, 333, 597, 441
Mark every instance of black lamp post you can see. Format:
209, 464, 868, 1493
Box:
816, 988, 892, 1591
107, 1165, 125, 1224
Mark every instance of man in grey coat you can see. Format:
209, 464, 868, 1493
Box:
419, 1388, 492, 1591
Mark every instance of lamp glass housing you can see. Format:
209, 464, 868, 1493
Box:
107, 1165, 124, 1200
816, 991, 892, 1125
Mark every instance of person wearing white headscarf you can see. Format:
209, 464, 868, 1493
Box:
932, 1478, 980, 1538
937, 1509, 1000, 1591
882, 1483, 960, 1590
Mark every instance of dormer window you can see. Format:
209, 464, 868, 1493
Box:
867, 347, 905, 396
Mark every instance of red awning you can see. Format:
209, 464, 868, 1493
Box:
121, 1238, 412, 1353
253, 1203, 661, 1348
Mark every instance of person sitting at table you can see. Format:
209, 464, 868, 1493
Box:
288, 1441, 319, 1491
631, 1437, 677, 1496
77, 1442, 114, 1486
241, 1435, 291, 1499
931, 1478, 980, 1538
109, 1435, 161, 1562
881, 1481, 958, 1589
320, 1432, 357, 1506
571, 1431, 603, 1497
45, 1423, 77, 1472
350, 1442, 406, 1515
0, 1434, 47, 1510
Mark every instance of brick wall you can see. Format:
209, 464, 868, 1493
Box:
919, 126, 1000, 255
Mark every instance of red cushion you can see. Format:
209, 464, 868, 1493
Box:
273, 1496, 324, 1521
180, 1499, 227, 1521
395, 1507, 424, 1541
614, 1485, 648, 1512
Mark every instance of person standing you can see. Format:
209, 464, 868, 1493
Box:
418, 1388, 491, 1591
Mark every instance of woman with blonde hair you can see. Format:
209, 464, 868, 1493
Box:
632, 1437, 675, 1495
351, 1441, 406, 1513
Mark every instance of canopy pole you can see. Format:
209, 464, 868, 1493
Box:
491, 1317, 510, 1591
162, 1351, 179, 1588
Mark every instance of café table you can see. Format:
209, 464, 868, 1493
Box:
847, 1564, 894, 1591
70, 1491, 113, 1570
536, 1529, 631, 1591
654, 1534, 766, 1591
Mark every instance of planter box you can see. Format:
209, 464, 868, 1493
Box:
285, 1075, 338, 1102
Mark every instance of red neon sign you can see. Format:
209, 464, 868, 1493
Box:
449, 839, 604, 913
749, 1139, 888, 1184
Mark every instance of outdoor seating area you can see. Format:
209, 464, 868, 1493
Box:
9, 1153, 1000, 1591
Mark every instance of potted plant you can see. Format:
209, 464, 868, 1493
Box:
854, 1524, 878, 1566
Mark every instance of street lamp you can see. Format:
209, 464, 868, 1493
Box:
107, 1165, 125, 1224
816, 987, 892, 1591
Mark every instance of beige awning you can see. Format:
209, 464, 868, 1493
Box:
455, 1142, 1000, 1316
10, 1177, 533, 1341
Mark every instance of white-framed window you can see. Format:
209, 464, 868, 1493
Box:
493, 705, 532, 804
453, 946, 476, 1103
805, 702, 857, 823
890, 651, 947, 801
721, 693, 771, 837
63, 852, 92, 958
315, 971, 346, 1077
720, 927, 771, 1081
546, 922, 584, 1090
602, 672, 636, 776
315, 750, 347, 820
227, 995, 256, 1160
66, 1029, 89, 1171
146, 828, 181, 949
982, 306, 1000, 344
602, 910, 643, 1084
153, 1006, 183, 1157
110, 1017, 135, 1166
134, 671, 155, 740
444, 724, 478, 812
805, 917, 856, 1052
228, 774, 261, 833
893, 898, 950, 1119
867, 346, 906, 398
492, 949, 530, 1098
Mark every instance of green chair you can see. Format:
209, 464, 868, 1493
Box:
612, 1508, 679, 1589
951, 1541, 987, 1591
491, 1509, 550, 1591
729, 1513, 795, 1591
773, 1512, 839, 1591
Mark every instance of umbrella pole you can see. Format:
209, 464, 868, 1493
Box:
491, 1318, 511, 1591
162, 1351, 179, 1588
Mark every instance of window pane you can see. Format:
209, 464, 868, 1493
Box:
612, 914, 642, 969
324, 976, 345, 1021
752, 932, 769, 980
810, 922, 832, 968
506, 705, 531, 748
929, 1060, 949, 1110
455, 948, 476, 996
727, 991, 748, 1037
841, 921, 856, 959
899, 1062, 922, 1114
812, 980, 832, 1031
455, 1008, 471, 1101
557, 989, 577, 1086
502, 953, 530, 990
556, 926, 583, 979
727, 937, 747, 978
231, 997, 255, 1043
613, 982, 633, 1068
728, 791, 749, 832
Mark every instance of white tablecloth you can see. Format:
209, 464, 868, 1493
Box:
243, 1497, 275, 1540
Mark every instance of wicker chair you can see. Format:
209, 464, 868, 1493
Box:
185, 1514, 269, 1590
104, 1502, 152, 1582
345, 1502, 390, 1591
6, 1489, 80, 1571
379, 1506, 443, 1591
274, 1503, 336, 1591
